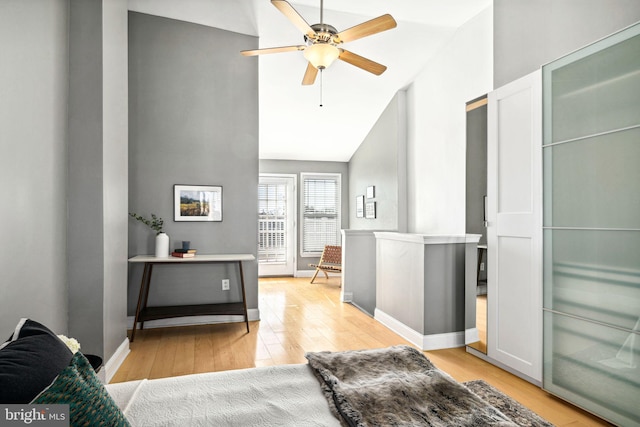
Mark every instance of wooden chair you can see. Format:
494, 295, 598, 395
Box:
309, 245, 342, 284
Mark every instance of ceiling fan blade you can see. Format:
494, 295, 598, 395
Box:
241, 45, 306, 56
271, 0, 316, 38
335, 14, 397, 43
338, 49, 387, 75
302, 63, 318, 85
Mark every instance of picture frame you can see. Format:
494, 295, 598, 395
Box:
356, 195, 365, 218
366, 185, 375, 199
365, 201, 376, 219
174, 184, 222, 222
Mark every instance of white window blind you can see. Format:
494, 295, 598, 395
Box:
258, 182, 287, 263
301, 173, 341, 256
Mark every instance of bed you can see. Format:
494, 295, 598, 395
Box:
1, 319, 553, 426
106, 364, 342, 426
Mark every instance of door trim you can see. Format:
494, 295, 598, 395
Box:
258, 173, 297, 277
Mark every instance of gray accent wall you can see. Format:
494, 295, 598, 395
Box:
348, 91, 407, 232
259, 159, 348, 272
341, 92, 408, 315
128, 13, 259, 315
67, 0, 129, 359
494, 0, 640, 88
341, 230, 377, 315
1, 0, 129, 363
67, 0, 105, 357
0, 0, 70, 334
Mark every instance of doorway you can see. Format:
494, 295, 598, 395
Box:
465, 95, 488, 354
258, 174, 296, 276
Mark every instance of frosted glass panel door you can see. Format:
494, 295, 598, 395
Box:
542, 22, 640, 427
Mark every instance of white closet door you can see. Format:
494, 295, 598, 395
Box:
487, 70, 542, 382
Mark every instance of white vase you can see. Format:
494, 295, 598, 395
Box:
155, 233, 169, 258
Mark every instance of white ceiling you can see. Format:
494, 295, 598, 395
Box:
128, 0, 491, 161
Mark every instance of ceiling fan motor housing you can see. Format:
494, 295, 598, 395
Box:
305, 23, 339, 45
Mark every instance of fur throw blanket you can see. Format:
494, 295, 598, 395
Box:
305, 346, 518, 427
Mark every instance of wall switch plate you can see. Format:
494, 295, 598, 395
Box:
480, 262, 485, 271
222, 279, 230, 290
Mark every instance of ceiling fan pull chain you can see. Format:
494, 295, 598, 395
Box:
319, 69, 323, 107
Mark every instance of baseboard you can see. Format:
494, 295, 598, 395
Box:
295, 270, 315, 278
295, 269, 342, 279
423, 331, 465, 350
341, 291, 353, 302
126, 308, 260, 330
105, 338, 130, 384
375, 309, 424, 348
374, 309, 465, 350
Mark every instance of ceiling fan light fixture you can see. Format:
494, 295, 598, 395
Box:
303, 43, 340, 69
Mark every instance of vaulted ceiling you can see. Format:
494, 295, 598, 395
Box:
128, 0, 491, 161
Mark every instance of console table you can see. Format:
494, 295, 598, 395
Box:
128, 254, 255, 342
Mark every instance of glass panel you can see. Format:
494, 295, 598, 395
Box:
543, 229, 640, 331
545, 31, 640, 143
302, 174, 341, 255
542, 22, 640, 426
258, 182, 287, 263
543, 312, 640, 426
542, 127, 640, 229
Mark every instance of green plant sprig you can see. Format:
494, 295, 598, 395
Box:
129, 212, 164, 235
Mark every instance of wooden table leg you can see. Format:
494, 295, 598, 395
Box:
131, 262, 151, 342
238, 261, 250, 333
140, 264, 154, 331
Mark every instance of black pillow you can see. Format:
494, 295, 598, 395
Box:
0, 318, 73, 403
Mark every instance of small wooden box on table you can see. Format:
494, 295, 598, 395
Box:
128, 254, 255, 342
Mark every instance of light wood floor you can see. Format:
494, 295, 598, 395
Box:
111, 276, 611, 426
467, 294, 487, 353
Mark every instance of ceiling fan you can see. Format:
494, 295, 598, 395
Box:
241, 0, 397, 85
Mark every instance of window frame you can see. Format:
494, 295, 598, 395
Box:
300, 172, 342, 257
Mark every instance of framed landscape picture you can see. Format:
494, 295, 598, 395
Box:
174, 184, 222, 222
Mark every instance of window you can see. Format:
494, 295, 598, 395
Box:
301, 173, 341, 256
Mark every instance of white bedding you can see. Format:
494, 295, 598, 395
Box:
105, 364, 341, 426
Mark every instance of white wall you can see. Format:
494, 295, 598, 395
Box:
494, 0, 640, 88
406, 7, 493, 234
128, 0, 258, 36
